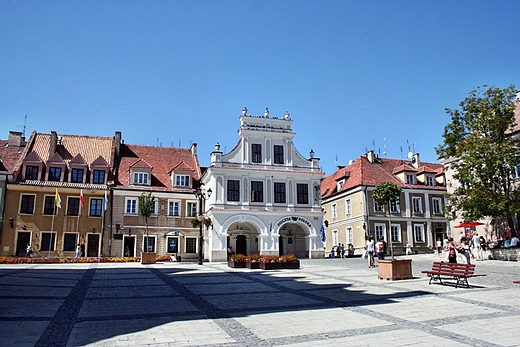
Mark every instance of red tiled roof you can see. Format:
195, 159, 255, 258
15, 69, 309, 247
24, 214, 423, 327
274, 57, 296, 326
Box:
321, 156, 445, 199
0, 140, 26, 173
116, 144, 200, 191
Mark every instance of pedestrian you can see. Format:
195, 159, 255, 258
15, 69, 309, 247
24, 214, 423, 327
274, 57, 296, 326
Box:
366, 236, 375, 267
405, 241, 412, 255
80, 243, 85, 257
75, 244, 81, 258
471, 233, 482, 260
445, 237, 457, 263
376, 237, 385, 261
227, 246, 233, 259
340, 244, 345, 258
124, 245, 131, 257
458, 237, 473, 264
436, 238, 442, 257
331, 247, 335, 258
25, 243, 32, 258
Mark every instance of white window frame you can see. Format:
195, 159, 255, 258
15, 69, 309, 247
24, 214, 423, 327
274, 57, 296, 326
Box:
390, 199, 400, 213
345, 227, 353, 244
412, 197, 422, 213
125, 198, 138, 215
150, 198, 158, 216
374, 199, 384, 212
432, 198, 442, 214
175, 175, 190, 187
374, 223, 386, 241
391, 224, 401, 242
426, 176, 434, 186
133, 172, 149, 185
332, 203, 337, 220
168, 200, 180, 216
187, 202, 197, 217
345, 198, 351, 216
406, 174, 415, 185
332, 230, 338, 246
414, 224, 425, 242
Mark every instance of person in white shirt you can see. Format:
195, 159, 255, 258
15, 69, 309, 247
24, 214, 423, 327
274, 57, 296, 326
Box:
365, 236, 375, 268
471, 233, 482, 260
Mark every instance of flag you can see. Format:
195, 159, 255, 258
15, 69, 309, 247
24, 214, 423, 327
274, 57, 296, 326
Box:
80, 189, 85, 209
320, 225, 326, 243
104, 190, 108, 211
55, 189, 62, 209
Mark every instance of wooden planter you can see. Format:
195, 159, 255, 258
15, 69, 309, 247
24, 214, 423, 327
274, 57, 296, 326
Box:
228, 260, 246, 268
259, 262, 283, 270
141, 252, 156, 265
283, 260, 300, 269
246, 261, 260, 269
378, 259, 413, 280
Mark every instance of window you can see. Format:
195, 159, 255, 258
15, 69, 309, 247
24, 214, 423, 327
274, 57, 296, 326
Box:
345, 199, 351, 215
25, 166, 39, 180
274, 182, 286, 203
251, 181, 263, 202
176, 175, 190, 187
426, 176, 434, 186
168, 200, 180, 216
332, 230, 338, 246
67, 197, 80, 216
391, 224, 401, 242
390, 199, 400, 213
227, 180, 240, 202
44, 196, 58, 215
48, 167, 62, 181
92, 170, 105, 184
133, 172, 149, 185
375, 224, 385, 241
412, 197, 422, 213
167, 237, 179, 253
143, 236, 156, 252
41, 232, 57, 252
346, 227, 353, 244
186, 237, 197, 253
414, 224, 425, 242
90, 199, 103, 217
252, 144, 262, 163
332, 203, 337, 219
20, 195, 35, 214
274, 145, 284, 164
297, 184, 309, 204
71, 168, 84, 183
406, 174, 414, 185
374, 200, 384, 212
150, 199, 158, 215
125, 198, 137, 214
187, 202, 197, 217
433, 198, 442, 214
63, 233, 78, 252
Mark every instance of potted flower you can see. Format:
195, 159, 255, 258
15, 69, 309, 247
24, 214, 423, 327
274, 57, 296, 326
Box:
246, 254, 261, 269
228, 253, 247, 268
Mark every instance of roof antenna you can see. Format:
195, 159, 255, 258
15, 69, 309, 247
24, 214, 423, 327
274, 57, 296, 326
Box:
335, 155, 338, 170
383, 137, 387, 157
23, 114, 27, 138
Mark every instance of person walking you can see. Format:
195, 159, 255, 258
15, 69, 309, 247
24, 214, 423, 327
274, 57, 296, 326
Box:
376, 237, 385, 261
75, 244, 81, 258
25, 244, 32, 258
471, 233, 482, 261
458, 237, 473, 264
366, 236, 375, 267
405, 241, 412, 255
445, 237, 457, 263
436, 238, 443, 258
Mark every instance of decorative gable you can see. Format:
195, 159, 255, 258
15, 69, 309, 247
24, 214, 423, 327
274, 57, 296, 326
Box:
45, 152, 66, 182
22, 151, 44, 180
129, 159, 152, 186
68, 154, 88, 183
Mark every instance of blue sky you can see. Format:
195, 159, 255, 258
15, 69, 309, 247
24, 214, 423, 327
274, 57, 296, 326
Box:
1, 1, 518, 175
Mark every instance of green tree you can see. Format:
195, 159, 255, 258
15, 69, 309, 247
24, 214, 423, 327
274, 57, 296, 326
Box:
436, 85, 519, 229
373, 182, 402, 260
138, 192, 155, 252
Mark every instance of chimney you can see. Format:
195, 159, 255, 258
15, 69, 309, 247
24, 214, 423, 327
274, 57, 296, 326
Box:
191, 143, 197, 157
49, 131, 58, 156
412, 153, 420, 168
366, 150, 375, 163
114, 131, 122, 157
8, 131, 24, 147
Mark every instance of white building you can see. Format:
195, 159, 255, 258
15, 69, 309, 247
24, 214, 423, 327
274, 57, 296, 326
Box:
201, 108, 325, 261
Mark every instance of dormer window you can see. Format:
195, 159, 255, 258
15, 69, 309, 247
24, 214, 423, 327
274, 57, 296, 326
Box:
48, 167, 62, 182
71, 168, 84, 183
133, 172, 149, 185
25, 166, 39, 180
175, 175, 190, 187
426, 176, 434, 186
92, 170, 105, 184
406, 174, 415, 185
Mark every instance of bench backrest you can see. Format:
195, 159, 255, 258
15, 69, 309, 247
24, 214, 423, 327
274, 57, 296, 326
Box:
431, 261, 475, 276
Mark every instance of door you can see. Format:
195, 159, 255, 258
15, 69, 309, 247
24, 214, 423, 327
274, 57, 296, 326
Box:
123, 236, 135, 257
16, 232, 31, 256
236, 235, 247, 255
279, 235, 284, 256
87, 234, 99, 257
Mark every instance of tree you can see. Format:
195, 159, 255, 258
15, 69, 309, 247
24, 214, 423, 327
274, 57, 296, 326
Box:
373, 182, 402, 260
436, 85, 519, 230
138, 192, 155, 253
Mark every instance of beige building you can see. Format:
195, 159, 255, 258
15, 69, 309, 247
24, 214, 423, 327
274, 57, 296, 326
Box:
321, 150, 448, 256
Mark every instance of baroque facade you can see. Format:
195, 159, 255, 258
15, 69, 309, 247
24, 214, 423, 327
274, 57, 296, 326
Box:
321, 150, 448, 256
201, 108, 325, 261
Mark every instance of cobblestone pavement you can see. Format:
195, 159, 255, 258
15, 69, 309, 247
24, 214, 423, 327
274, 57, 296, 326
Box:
0, 254, 519, 347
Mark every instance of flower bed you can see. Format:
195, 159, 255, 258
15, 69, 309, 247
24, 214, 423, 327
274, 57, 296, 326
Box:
228, 254, 247, 268
0, 255, 172, 264
227, 254, 299, 270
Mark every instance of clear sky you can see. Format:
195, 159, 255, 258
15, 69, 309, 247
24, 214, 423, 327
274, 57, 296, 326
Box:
1, 1, 518, 175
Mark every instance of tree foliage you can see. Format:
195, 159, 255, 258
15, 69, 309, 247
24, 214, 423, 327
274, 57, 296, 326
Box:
436, 85, 519, 224
138, 192, 156, 250
373, 182, 402, 207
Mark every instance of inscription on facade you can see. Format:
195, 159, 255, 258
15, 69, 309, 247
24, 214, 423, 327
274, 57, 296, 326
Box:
277, 216, 312, 229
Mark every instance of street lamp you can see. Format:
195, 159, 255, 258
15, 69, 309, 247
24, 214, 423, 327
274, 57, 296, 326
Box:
194, 184, 212, 265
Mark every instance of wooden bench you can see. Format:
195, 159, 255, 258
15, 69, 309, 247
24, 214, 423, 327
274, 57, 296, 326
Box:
421, 262, 475, 288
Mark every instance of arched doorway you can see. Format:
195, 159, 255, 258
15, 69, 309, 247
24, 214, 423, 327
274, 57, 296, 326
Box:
236, 235, 247, 255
